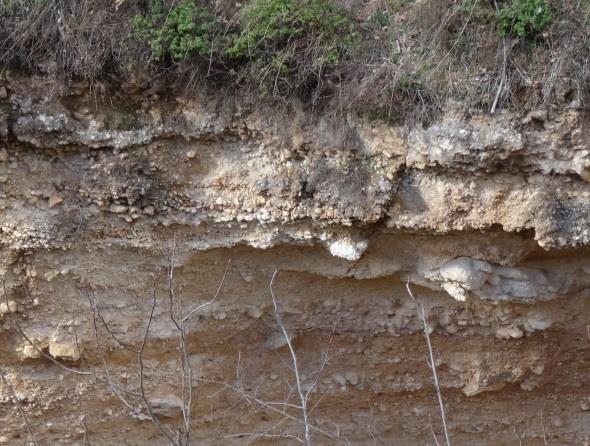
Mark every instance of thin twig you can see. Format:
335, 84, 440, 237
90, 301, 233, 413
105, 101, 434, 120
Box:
213, 273, 339, 443
81, 414, 91, 446
166, 236, 191, 445
491, 1, 507, 115
166, 233, 231, 445
541, 409, 548, 446
406, 280, 451, 446
428, 413, 442, 446
87, 292, 138, 411
182, 259, 231, 324
2, 280, 92, 376
490, 40, 507, 115
224, 431, 304, 443
91, 291, 139, 354
0, 369, 38, 446
203, 378, 338, 441
270, 270, 311, 446
138, 281, 177, 444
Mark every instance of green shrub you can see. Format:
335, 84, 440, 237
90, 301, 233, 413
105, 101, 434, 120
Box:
129, 0, 359, 97
222, 0, 359, 97
131, 0, 220, 61
369, 10, 390, 29
497, 0, 552, 38
227, 0, 357, 64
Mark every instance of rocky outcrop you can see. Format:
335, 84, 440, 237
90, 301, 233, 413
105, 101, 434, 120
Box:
0, 73, 589, 445
429, 257, 575, 303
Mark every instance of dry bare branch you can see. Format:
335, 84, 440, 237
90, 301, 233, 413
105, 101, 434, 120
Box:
81, 414, 91, 446
204, 378, 338, 441
165, 234, 231, 445
541, 409, 548, 446
270, 270, 312, 445
87, 292, 141, 409
205, 271, 340, 444
137, 281, 177, 444
2, 279, 93, 377
490, 40, 507, 115
0, 368, 37, 446
406, 279, 451, 446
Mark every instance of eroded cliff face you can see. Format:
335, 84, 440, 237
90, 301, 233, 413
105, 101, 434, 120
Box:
0, 74, 589, 445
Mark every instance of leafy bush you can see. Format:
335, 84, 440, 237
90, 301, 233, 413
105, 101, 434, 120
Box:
497, 0, 552, 38
369, 9, 390, 29
227, 0, 357, 64
131, 0, 220, 61
130, 0, 357, 96
222, 0, 359, 97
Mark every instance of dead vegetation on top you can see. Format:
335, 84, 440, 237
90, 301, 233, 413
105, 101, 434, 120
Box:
1, 0, 589, 123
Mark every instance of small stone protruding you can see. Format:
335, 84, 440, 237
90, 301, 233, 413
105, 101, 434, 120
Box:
49, 339, 81, 362
0, 300, 17, 315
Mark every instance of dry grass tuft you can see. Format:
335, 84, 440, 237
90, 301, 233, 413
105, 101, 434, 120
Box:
1, 0, 589, 123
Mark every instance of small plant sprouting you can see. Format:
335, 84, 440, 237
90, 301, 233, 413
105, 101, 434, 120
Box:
131, 0, 220, 61
497, 0, 552, 39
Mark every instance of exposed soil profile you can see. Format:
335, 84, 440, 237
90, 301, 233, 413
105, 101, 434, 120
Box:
1, 1, 590, 442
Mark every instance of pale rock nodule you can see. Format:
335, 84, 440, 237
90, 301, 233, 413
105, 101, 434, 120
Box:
328, 237, 368, 262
